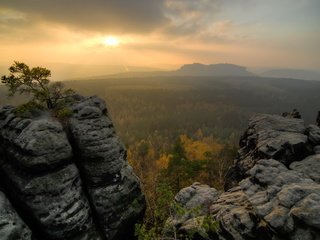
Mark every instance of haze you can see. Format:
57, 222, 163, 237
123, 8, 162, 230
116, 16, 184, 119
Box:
0, 0, 319, 79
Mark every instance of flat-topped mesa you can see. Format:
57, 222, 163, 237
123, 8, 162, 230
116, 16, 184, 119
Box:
165, 112, 320, 240
0, 95, 146, 240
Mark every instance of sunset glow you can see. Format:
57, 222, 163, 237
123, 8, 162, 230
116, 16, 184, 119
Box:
0, 0, 319, 79
102, 36, 120, 47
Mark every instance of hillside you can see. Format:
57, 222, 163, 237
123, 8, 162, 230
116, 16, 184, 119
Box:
261, 68, 320, 81
175, 63, 253, 77
74, 63, 254, 79
2, 76, 320, 146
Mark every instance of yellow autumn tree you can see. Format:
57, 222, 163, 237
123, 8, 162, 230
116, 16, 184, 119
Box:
180, 134, 223, 161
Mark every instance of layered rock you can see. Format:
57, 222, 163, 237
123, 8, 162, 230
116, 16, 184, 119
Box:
225, 114, 311, 190
0, 191, 32, 240
69, 96, 146, 239
166, 113, 320, 240
0, 96, 145, 239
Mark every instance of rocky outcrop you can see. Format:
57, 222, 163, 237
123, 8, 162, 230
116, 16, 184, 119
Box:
0, 96, 146, 239
225, 114, 311, 190
69, 96, 145, 239
166, 113, 320, 240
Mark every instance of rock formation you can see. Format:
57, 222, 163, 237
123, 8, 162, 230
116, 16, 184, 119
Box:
0, 96, 146, 240
165, 113, 320, 240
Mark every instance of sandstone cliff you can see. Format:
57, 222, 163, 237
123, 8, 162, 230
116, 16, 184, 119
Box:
165, 113, 320, 240
0, 96, 146, 240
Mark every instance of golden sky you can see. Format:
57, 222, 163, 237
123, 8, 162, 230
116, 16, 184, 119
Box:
0, 0, 319, 78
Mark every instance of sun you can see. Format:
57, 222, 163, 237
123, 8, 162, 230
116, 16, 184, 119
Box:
102, 36, 120, 47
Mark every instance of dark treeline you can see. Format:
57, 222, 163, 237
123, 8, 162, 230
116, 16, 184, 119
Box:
63, 76, 320, 144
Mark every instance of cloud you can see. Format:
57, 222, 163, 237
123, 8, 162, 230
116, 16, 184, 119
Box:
1, 0, 226, 38
0, 0, 238, 51
0, 8, 43, 42
162, 0, 222, 36
0, 0, 169, 34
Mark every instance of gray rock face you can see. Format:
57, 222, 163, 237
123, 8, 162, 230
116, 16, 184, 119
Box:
0, 191, 32, 240
210, 187, 268, 240
9, 119, 72, 170
0, 96, 145, 239
307, 124, 320, 145
225, 114, 310, 190
69, 97, 126, 186
240, 159, 320, 237
290, 154, 320, 183
69, 96, 146, 239
315, 145, 320, 154
167, 113, 320, 240
246, 114, 308, 163
0, 108, 93, 239
1, 163, 93, 239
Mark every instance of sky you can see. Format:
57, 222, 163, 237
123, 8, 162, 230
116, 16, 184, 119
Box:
0, 0, 319, 78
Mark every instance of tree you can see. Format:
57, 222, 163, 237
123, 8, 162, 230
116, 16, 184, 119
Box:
165, 138, 204, 192
1, 61, 75, 109
205, 144, 237, 189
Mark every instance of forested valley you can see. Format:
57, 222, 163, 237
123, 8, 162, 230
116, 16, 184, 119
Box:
1, 75, 320, 237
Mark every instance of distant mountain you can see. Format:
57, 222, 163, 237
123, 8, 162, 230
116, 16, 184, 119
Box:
81, 63, 254, 80
84, 71, 171, 80
261, 69, 320, 81
174, 63, 254, 77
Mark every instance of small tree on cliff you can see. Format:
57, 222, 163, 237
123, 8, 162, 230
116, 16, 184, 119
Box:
1, 61, 75, 109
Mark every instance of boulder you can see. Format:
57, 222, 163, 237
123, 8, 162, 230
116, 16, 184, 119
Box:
175, 182, 220, 213
164, 183, 220, 239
